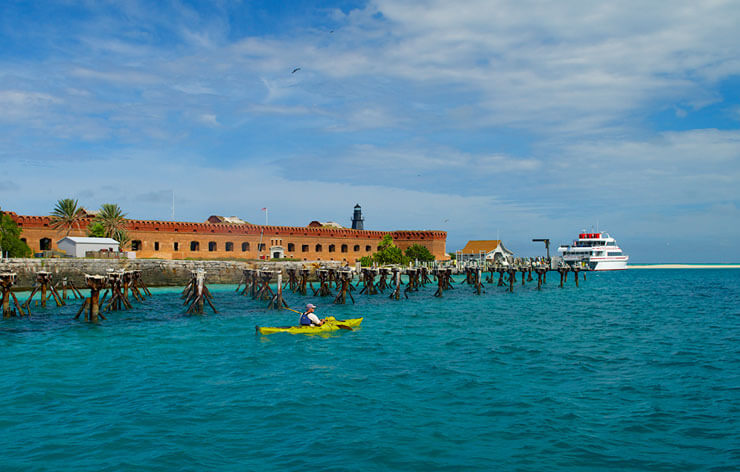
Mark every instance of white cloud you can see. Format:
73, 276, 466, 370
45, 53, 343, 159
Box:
0, 90, 62, 121
198, 113, 219, 126
546, 129, 740, 207
2, 1, 740, 261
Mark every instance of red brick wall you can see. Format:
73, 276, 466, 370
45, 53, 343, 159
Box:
8, 213, 448, 262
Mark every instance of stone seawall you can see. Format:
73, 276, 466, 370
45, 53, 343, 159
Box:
0, 258, 346, 290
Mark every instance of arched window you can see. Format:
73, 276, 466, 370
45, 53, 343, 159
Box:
154, 242, 160, 251
341, 244, 348, 253
365, 245, 372, 252
287, 243, 295, 251
225, 242, 234, 252
190, 241, 200, 251
315, 244, 322, 252
377, 245, 382, 251
241, 242, 249, 251
302, 244, 309, 252
328, 244, 335, 252
173, 242, 179, 251
39, 238, 52, 250
208, 242, 217, 252
354, 245, 360, 252
131, 240, 142, 251
258, 243, 265, 251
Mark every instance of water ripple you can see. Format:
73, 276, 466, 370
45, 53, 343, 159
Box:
1, 271, 738, 471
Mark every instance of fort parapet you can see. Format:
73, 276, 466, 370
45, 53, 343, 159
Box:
6, 213, 447, 263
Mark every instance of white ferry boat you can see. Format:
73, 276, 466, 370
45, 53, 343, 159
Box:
558, 232, 629, 271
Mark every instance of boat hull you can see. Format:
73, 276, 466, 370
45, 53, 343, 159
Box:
256, 317, 363, 335
589, 258, 629, 271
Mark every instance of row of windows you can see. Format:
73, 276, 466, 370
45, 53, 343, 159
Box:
34, 238, 379, 253
575, 241, 617, 247
136, 241, 378, 253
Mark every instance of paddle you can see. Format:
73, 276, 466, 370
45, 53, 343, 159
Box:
283, 306, 353, 330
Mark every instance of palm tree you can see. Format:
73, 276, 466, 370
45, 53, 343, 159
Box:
95, 203, 128, 240
113, 230, 130, 251
50, 198, 86, 236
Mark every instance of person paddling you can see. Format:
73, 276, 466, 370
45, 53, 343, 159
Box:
299, 303, 325, 326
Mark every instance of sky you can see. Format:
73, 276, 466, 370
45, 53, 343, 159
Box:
1, 0, 739, 262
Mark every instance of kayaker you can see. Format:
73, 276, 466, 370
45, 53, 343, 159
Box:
300, 303, 325, 326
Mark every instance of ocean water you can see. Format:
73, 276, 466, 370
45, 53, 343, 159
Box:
1, 269, 738, 471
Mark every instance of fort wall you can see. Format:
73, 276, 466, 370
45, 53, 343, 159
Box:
7, 213, 448, 263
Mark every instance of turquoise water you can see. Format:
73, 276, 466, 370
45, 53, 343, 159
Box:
1, 270, 739, 471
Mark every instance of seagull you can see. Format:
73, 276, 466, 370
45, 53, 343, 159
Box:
292, 67, 301, 74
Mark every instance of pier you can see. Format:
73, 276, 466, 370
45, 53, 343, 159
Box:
0, 255, 590, 323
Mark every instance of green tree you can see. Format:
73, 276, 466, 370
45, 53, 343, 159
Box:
50, 198, 86, 236
0, 212, 32, 258
372, 235, 409, 265
405, 244, 435, 262
114, 230, 130, 251
95, 203, 127, 239
86, 221, 105, 237
358, 255, 374, 267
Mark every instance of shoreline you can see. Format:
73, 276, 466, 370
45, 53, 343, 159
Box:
628, 264, 740, 269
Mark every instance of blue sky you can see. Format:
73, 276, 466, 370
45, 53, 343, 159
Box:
1, 0, 739, 262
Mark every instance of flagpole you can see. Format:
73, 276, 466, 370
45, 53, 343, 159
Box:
265, 208, 269, 226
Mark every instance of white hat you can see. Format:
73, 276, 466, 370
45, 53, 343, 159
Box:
306, 303, 317, 309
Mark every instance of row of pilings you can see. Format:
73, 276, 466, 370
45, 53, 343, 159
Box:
1, 269, 152, 322
232, 257, 589, 311
2, 257, 588, 321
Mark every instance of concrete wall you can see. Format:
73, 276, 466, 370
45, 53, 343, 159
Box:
0, 258, 346, 290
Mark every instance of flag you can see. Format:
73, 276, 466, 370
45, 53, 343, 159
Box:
261, 207, 266, 211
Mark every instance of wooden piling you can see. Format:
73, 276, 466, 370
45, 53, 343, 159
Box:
376, 268, 390, 293
474, 267, 483, 295
81, 275, 107, 322
184, 270, 218, 315
359, 268, 378, 295
254, 270, 276, 301
267, 271, 289, 310
389, 269, 401, 300
404, 268, 419, 297
23, 271, 65, 313
298, 268, 310, 295
507, 268, 516, 292
1, 273, 26, 318
333, 270, 355, 304
313, 269, 333, 297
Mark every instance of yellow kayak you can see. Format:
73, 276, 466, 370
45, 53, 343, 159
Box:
256, 316, 363, 335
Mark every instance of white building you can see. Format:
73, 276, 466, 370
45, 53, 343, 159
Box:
458, 240, 514, 264
57, 237, 120, 258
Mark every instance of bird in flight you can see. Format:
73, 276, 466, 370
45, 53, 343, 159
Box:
292, 67, 301, 74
